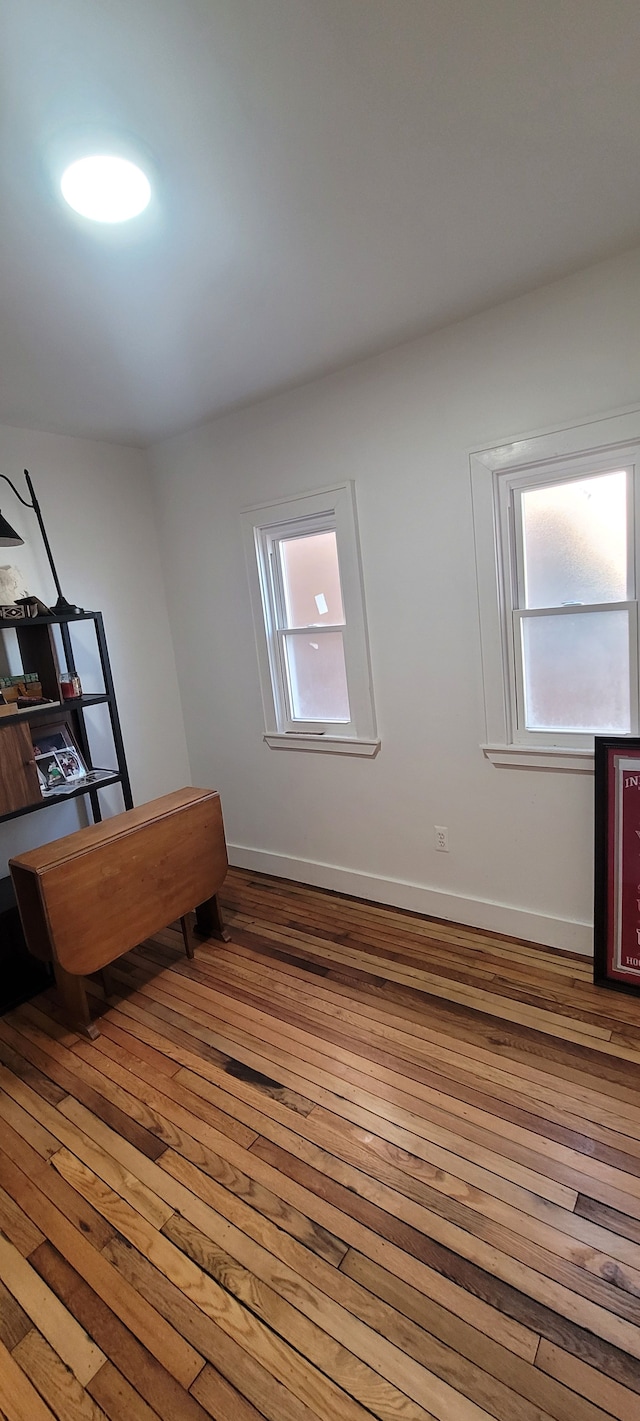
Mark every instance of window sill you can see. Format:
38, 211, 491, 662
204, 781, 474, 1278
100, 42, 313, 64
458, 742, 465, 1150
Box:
264, 732, 381, 757
482, 744, 594, 773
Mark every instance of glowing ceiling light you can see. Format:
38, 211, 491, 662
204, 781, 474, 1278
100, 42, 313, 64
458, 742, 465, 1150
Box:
60, 154, 151, 223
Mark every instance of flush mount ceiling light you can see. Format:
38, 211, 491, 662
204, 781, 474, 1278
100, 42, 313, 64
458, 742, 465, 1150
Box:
60, 154, 151, 223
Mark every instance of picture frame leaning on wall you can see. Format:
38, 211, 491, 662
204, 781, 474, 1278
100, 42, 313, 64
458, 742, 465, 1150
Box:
594, 735, 640, 995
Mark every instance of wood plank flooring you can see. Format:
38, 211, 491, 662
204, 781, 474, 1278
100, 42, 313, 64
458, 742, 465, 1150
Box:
1, 868, 640, 1419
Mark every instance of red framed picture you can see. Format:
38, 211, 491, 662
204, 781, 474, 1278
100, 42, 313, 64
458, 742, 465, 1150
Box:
595, 736, 640, 993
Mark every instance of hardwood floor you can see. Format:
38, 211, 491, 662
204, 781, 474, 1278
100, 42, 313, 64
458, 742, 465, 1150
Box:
1, 869, 640, 1419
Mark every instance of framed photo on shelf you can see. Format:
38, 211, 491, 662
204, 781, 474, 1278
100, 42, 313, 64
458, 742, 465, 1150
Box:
594, 735, 640, 994
36, 752, 68, 793
32, 721, 89, 797
31, 723, 82, 761
55, 745, 85, 780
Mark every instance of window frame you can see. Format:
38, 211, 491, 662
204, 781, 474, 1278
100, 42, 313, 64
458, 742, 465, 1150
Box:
242, 482, 379, 755
471, 410, 640, 772
263, 513, 353, 735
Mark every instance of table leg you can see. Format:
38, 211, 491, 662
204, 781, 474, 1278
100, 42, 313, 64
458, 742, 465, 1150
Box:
53, 963, 99, 1040
101, 965, 118, 999
180, 914, 195, 959
194, 893, 231, 942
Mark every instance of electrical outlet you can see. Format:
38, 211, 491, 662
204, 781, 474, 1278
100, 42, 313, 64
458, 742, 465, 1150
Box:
434, 825, 449, 852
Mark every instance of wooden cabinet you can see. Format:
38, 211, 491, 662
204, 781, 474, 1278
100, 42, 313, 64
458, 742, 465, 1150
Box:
0, 721, 41, 816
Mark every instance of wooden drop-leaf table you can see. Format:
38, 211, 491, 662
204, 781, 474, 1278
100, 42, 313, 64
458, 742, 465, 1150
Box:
9, 786, 230, 1038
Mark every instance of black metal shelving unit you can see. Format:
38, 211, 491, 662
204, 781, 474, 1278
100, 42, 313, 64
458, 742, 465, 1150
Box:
0, 609, 133, 1011
0, 609, 133, 826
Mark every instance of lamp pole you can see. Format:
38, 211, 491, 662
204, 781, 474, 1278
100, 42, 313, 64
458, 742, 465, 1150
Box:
0, 470, 83, 616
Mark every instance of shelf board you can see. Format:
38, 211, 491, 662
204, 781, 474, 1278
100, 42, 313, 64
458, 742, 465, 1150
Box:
0, 771, 123, 826
60, 693, 110, 708
0, 693, 111, 726
0, 611, 99, 626
0, 701, 62, 725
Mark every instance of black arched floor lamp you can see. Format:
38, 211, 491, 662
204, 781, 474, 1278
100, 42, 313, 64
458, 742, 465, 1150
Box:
0, 470, 83, 615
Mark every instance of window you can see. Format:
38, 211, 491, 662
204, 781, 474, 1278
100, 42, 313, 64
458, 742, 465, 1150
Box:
471, 413, 640, 770
242, 483, 378, 754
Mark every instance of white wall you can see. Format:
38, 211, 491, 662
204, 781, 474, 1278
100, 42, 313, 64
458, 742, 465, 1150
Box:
0, 422, 190, 874
148, 247, 640, 953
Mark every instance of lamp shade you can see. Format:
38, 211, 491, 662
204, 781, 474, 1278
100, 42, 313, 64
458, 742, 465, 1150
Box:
0, 511, 24, 547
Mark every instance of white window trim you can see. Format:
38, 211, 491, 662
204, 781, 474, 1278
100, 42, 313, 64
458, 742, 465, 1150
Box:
263, 732, 380, 756
242, 482, 379, 754
470, 407, 640, 773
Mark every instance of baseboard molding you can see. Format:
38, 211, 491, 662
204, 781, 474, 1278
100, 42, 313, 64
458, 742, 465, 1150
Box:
228, 843, 592, 957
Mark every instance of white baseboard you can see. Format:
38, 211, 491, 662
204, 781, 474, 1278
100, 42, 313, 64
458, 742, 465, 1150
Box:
228, 844, 592, 957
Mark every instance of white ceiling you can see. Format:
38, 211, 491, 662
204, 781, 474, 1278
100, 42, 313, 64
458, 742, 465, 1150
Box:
2, 0, 640, 446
